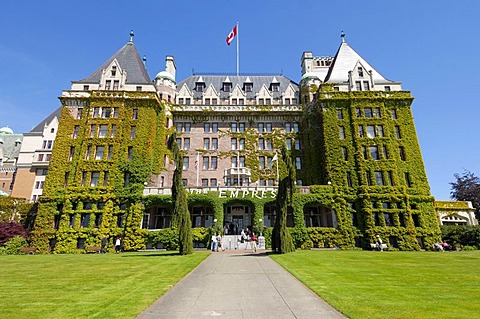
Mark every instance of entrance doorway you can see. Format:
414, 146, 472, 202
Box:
224, 204, 252, 235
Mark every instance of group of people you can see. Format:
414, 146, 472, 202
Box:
99, 236, 123, 253
433, 241, 452, 251
211, 227, 259, 252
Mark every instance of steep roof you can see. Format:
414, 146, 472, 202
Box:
75, 41, 151, 85
30, 106, 62, 134
324, 41, 393, 83
176, 75, 298, 99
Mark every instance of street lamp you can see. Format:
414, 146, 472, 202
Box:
213, 218, 218, 234
258, 218, 263, 236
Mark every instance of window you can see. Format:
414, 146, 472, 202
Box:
239, 156, 245, 168
127, 147, 133, 160
130, 126, 136, 139
81, 214, 90, 228
223, 83, 232, 92
210, 179, 217, 187
90, 124, 97, 138
103, 171, 109, 186
101, 107, 112, 118
346, 172, 353, 187
355, 81, 362, 91
94, 214, 102, 228
383, 145, 389, 159
117, 214, 125, 228
46, 154, 51, 161
337, 109, 343, 119
176, 122, 183, 132
370, 145, 379, 160
183, 157, 189, 170
231, 138, 238, 150
176, 138, 182, 149
259, 157, 266, 169
294, 139, 301, 150
113, 80, 119, 90
110, 125, 116, 138
293, 123, 299, 133
374, 108, 381, 118
258, 138, 264, 150
204, 123, 210, 133
258, 123, 264, 132
366, 171, 372, 186
203, 157, 209, 170
239, 138, 245, 150
205, 98, 210, 105
271, 83, 280, 92
405, 172, 412, 187
212, 123, 218, 132
285, 123, 291, 132
342, 147, 348, 161
123, 172, 130, 187
231, 157, 238, 168
95, 146, 104, 160
375, 171, 384, 186
111, 66, 117, 76
85, 146, 92, 160
395, 126, 401, 139
355, 108, 361, 117
387, 171, 394, 186
105, 80, 111, 90
385, 86, 391, 92
367, 125, 376, 138
363, 81, 370, 90
266, 123, 272, 132
77, 107, 83, 119
286, 138, 292, 150
69, 147, 75, 161
184, 123, 191, 132
132, 108, 138, 120
98, 125, 108, 138
183, 138, 190, 150
113, 108, 119, 118
244, 83, 253, 92
391, 109, 398, 119
204, 138, 210, 150
362, 146, 368, 159
107, 146, 113, 160
231, 122, 237, 132
339, 126, 345, 139
90, 172, 100, 187
201, 179, 208, 187
266, 139, 272, 150
212, 138, 218, 150
295, 157, 302, 169
81, 172, 87, 186
358, 125, 365, 137
358, 67, 364, 77
239, 122, 245, 132
377, 125, 385, 137
364, 108, 373, 118
399, 146, 406, 160
211, 157, 217, 169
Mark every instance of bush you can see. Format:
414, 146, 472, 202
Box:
0, 236, 28, 255
0, 222, 28, 245
441, 225, 480, 248
461, 245, 477, 251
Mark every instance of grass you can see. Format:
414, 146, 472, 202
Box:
0, 251, 208, 319
270, 250, 480, 319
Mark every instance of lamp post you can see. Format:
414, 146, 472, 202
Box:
213, 218, 218, 234
258, 218, 263, 236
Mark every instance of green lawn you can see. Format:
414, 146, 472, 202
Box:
270, 250, 480, 319
0, 251, 208, 319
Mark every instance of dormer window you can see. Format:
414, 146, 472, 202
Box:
358, 67, 364, 77
271, 83, 280, 92
111, 66, 117, 77
105, 80, 111, 90
244, 83, 253, 92
195, 83, 205, 92
223, 83, 232, 92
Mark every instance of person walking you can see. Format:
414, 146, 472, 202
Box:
115, 237, 122, 253
211, 233, 217, 252
251, 232, 257, 252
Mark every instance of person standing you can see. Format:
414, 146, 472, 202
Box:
251, 232, 257, 253
375, 235, 383, 251
211, 233, 217, 252
115, 237, 122, 253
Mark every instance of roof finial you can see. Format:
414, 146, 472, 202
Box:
143, 55, 147, 66
341, 31, 345, 42
129, 30, 135, 43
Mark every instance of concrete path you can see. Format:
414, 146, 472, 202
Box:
137, 251, 347, 319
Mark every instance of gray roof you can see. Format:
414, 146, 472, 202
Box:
176, 75, 299, 99
74, 41, 151, 85
30, 106, 62, 134
324, 41, 394, 83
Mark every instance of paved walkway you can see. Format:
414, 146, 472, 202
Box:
137, 251, 347, 319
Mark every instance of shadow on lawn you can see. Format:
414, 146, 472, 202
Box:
119, 251, 188, 258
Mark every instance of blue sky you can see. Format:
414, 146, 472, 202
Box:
1, 0, 479, 200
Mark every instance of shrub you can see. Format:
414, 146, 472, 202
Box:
0, 236, 28, 255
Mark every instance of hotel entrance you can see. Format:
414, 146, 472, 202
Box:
224, 204, 252, 235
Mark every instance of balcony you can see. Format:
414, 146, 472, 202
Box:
224, 167, 251, 178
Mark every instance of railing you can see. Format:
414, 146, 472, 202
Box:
224, 167, 251, 177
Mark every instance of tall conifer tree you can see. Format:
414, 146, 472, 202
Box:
167, 133, 193, 255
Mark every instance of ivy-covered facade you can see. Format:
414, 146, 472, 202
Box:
32, 34, 442, 253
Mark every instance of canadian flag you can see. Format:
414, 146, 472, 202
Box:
226, 25, 237, 46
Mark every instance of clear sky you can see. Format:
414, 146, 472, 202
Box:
1, 0, 479, 200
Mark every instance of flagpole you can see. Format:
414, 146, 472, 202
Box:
276, 155, 279, 186
236, 21, 239, 76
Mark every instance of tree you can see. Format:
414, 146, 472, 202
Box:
272, 145, 295, 254
450, 170, 480, 220
167, 132, 193, 255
